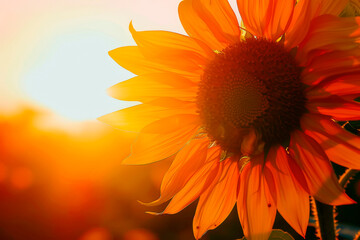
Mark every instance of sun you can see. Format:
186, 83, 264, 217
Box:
23, 31, 138, 121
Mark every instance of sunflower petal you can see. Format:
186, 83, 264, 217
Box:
193, 160, 239, 239
123, 114, 199, 165
302, 48, 360, 86
301, 114, 360, 170
109, 46, 202, 76
179, 0, 240, 50
163, 149, 221, 214
289, 130, 354, 205
129, 22, 214, 58
306, 72, 360, 100
143, 138, 210, 206
318, 0, 350, 15
238, 155, 276, 240
109, 46, 167, 75
98, 99, 197, 132
267, 146, 309, 237
296, 15, 360, 64
108, 73, 197, 102
129, 22, 212, 72
307, 96, 360, 121
237, 0, 294, 40
286, 0, 349, 49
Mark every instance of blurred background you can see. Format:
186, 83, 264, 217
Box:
1, 0, 359, 239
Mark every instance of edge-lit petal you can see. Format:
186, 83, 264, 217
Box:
123, 114, 200, 165
108, 73, 197, 102
286, 0, 349, 49
306, 72, 360, 100
296, 15, 360, 64
98, 98, 197, 132
143, 138, 210, 206
301, 48, 360, 86
307, 96, 360, 121
238, 155, 276, 240
267, 146, 309, 237
162, 148, 222, 214
301, 113, 360, 170
289, 130, 354, 205
179, 0, 240, 50
237, 0, 294, 40
193, 159, 239, 239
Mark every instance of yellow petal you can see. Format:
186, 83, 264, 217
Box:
162, 148, 221, 214
123, 114, 199, 165
129, 22, 212, 73
109, 46, 201, 77
98, 98, 197, 132
143, 138, 210, 206
129, 22, 214, 59
108, 73, 197, 102
109, 46, 167, 75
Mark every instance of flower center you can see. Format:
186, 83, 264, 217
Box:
197, 38, 306, 154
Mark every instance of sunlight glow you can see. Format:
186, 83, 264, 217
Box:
23, 31, 138, 121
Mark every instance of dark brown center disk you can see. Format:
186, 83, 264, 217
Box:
197, 38, 306, 153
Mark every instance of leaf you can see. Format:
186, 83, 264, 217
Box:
268, 230, 295, 240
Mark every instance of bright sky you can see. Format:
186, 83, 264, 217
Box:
2, 0, 239, 121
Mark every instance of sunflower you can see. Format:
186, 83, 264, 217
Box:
100, 0, 360, 239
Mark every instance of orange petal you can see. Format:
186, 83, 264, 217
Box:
307, 96, 360, 121
123, 114, 199, 165
296, 15, 360, 64
193, 160, 239, 239
143, 138, 210, 206
301, 113, 360, 170
302, 48, 360, 86
238, 155, 276, 240
286, 0, 349, 49
289, 130, 354, 205
109, 46, 167, 75
109, 46, 200, 77
130, 22, 214, 58
179, 0, 240, 50
267, 146, 309, 237
318, 0, 350, 15
162, 148, 222, 214
108, 73, 197, 102
237, 0, 294, 40
306, 72, 360, 100
98, 98, 197, 132
129, 22, 213, 73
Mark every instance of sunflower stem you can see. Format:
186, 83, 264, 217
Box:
314, 200, 337, 240
339, 169, 359, 188
312, 169, 359, 240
